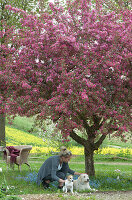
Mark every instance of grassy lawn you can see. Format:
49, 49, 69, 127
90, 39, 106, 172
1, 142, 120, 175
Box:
0, 154, 132, 197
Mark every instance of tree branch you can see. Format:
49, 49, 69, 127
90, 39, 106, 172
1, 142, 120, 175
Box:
91, 115, 103, 132
94, 134, 106, 150
70, 130, 87, 146
76, 111, 92, 133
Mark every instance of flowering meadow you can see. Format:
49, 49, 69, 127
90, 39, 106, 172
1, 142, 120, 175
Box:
6, 127, 132, 157
6, 126, 47, 147
15, 172, 132, 191
95, 147, 132, 157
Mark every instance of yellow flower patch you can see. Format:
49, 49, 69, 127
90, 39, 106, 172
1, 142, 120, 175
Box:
6, 126, 46, 146
69, 146, 84, 155
30, 146, 57, 154
94, 147, 132, 156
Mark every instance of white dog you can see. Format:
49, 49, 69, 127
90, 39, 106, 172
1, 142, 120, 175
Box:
73, 174, 96, 191
63, 175, 74, 194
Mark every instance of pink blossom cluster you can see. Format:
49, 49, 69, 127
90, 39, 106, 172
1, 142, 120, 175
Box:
1, 0, 131, 142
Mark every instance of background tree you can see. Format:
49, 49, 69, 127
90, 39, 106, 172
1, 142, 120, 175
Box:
0, 0, 43, 146
2, 0, 132, 176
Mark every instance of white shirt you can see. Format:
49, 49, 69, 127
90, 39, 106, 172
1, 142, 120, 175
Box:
58, 163, 62, 170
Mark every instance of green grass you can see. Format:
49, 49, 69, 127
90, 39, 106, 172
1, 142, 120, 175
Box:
100, 136, 132, 149
6, 116, 38, 136
0, 154, 132, 196
71, 154, 132, 163
69, 162, 132, 178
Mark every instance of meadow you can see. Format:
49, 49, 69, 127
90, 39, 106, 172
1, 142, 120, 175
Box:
5, 126, 132, 159
0, 116, 132, 199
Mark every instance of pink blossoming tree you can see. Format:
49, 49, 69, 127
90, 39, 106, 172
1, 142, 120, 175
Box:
1, 0, 131, 175
0, 0, 43, 145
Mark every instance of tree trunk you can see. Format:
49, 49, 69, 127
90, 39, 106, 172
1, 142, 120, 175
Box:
0, 113, 6, 146
70, 129, 106, 177
84, 147, 95, 176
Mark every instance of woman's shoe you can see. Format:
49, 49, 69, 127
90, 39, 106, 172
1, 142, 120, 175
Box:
42, 181, 49, 189
58, 186, 63, 190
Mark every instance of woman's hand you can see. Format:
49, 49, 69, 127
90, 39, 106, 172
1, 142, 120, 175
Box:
58, 178, 65, 187
59, 178, 65, 184
74, 172, 81, 175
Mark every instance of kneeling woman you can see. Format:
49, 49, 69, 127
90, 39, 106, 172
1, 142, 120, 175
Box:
37, 146, 80, 189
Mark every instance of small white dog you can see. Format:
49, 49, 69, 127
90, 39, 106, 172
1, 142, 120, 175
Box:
73, 174, 96, 191
63, 175, 74, 194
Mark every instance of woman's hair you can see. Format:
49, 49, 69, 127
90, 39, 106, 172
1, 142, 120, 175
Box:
59, 146, 72, 157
